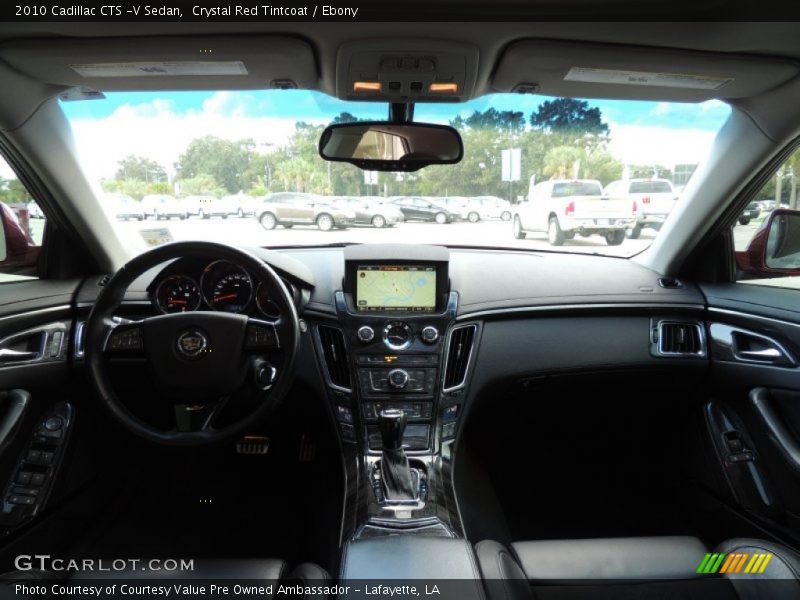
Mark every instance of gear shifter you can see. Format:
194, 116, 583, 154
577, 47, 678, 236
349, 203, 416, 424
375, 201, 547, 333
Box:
378, 409, 417, 502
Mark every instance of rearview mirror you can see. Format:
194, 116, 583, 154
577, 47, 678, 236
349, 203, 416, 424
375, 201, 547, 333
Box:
318, 122, 463, 172
736, 208, 800, 277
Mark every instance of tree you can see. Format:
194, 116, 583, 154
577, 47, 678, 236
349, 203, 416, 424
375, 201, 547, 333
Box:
175, 136, 257, 194
543, 146, 583, 179
101, 179, 170, 199
0, 176, 31, 203
628, 164, 674, 181
456, 108, 526, 133
114, 155, 167, 183
175, 174, 224, 197
331, 112, 361, 124
530, 98, 609, 136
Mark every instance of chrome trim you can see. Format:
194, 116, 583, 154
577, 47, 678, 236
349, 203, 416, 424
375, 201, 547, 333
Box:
0, 305, 71, 325
0, 321, 70, 367
382, 321, 412, 351
74, 321, 86, 358
708, 307, 800, 331
457, 302, 705, 320
442, 323, 478, 393
653, 319, 707, 358
708, 322, 797, 367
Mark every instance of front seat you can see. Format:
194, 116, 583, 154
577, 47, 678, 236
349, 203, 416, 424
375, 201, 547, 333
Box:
475, 536, 800, 600
0, 559, 329, 599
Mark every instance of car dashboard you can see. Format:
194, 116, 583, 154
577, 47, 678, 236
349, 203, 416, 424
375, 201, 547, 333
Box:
66, 243, 708, 541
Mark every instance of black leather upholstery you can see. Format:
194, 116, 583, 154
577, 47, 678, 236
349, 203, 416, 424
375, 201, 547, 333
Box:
475, 536, 800, 600
341, 535, 486, 600
715, 538, 800, 599
342, 536, 484, 582
511, 536, 708, 582
474, 540, 533, 600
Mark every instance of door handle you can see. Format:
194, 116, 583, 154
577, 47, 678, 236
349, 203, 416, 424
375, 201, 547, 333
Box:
735, 347, 784, 362
0, 349, 40, 362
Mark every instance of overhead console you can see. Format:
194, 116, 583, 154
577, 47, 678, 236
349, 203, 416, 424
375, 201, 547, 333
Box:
336, 38, 479, 103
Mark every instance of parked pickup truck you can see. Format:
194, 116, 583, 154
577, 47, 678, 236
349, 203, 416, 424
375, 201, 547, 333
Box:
604, 178, 678, 238
513, 178, 635, 246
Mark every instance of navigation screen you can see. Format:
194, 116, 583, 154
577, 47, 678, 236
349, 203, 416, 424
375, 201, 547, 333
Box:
356, 265, 437, 312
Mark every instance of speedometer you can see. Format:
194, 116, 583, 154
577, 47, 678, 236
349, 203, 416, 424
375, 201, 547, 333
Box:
201, 261, 253, 313
155, 275, 201, 314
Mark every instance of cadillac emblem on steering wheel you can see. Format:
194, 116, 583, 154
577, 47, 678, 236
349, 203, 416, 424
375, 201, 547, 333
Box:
176, 329, 208, 358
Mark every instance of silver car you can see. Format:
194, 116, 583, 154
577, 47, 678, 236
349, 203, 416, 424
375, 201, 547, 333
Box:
339, 196, 404, 228
255, 192, 355, 231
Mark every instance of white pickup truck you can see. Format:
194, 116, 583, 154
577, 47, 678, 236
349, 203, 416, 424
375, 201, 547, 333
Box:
512, 178, 636, 246
604, 178, 678, 238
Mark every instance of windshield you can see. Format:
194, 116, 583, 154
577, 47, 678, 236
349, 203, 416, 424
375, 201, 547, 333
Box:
62, 90, 729, 257
552, 182, 602, 198
629, 181, 673, 194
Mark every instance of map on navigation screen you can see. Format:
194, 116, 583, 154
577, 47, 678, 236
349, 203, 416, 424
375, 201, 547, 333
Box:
356, 265, 437, 311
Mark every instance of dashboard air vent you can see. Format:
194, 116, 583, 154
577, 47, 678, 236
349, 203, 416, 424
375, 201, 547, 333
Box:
657, 277, 683, 289
658, 321, 705, 356
443, 324, 477, 391
317, 325, 351, 390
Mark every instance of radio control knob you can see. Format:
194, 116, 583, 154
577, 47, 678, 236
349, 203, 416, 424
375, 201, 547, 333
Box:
387, 368, 409, 389
357, 325, 375, 343
421, 326, 439, 344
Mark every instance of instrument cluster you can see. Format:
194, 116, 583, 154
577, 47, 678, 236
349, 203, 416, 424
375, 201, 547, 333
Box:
151, 259, 291, 320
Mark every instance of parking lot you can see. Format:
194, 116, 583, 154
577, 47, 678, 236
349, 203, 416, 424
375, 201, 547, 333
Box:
113, 215, 657, 256
18, 207, 771, 260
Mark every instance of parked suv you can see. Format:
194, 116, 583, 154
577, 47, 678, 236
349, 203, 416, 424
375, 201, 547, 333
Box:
255, 192, 355, 231
604, 178, 678, 238
513, 179, 635, 246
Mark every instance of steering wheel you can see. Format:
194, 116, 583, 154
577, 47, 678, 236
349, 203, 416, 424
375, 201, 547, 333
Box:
84, 242, 300, 446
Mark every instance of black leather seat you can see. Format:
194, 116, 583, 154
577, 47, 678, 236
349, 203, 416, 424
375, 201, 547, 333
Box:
475, 536, 800, 600
0, 559, 329, 599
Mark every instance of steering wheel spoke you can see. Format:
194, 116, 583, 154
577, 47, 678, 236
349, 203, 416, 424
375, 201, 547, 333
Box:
244, 318, 281, 353
173, 398, 228, 433
103, 321, 145, 357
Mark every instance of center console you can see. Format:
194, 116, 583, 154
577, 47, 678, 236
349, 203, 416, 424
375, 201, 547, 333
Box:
313, 245, 474, 540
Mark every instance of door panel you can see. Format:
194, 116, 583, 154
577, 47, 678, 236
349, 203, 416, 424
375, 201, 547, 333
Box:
702, 281, 800, 542
0, 279, 80, 536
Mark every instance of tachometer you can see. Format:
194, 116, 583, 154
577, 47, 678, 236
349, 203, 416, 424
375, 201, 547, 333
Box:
255, 281, 282, 320
155, 275, 201, 314
201, 261, 253, 313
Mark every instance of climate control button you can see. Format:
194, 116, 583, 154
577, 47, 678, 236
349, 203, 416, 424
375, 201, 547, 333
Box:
420, 326, 439, 344
387, 368, 410, 389
357, 325, 375, 343
382, 321, 412, 350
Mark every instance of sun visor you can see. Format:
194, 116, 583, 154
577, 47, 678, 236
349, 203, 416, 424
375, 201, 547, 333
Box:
0, 36, 318, 91
492, 40, 799, 102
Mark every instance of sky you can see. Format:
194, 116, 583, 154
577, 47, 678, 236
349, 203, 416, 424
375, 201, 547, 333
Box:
61, 90, 731, 182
